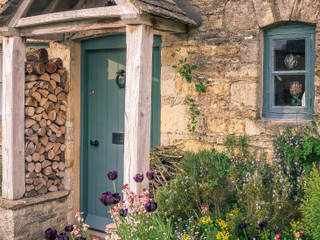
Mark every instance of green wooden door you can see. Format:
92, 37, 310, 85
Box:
81, 35, 161, 231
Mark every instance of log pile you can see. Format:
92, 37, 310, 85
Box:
24, 48, 68, 197
150, 145, 184, 189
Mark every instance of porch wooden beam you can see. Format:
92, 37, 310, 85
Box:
2, 37, 26, 199
115, 0, 139, 14
19, 19, 124, 37
16, 6, 124, 28
8, 0, 34, 27
124, 24, 154, 193
122, 14, 187, 33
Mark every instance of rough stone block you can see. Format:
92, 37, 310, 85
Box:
231, 82, 258, 108
161, 104, 189, 134
207, 118, 245, 134
276, 0, 296, 21
224, 0, 258, 32
252, 0, 275, 27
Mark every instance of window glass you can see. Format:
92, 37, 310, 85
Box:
273, 39, 305, 71
274, 75, 305, 107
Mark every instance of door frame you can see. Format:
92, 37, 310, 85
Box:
80, 34, 161, 220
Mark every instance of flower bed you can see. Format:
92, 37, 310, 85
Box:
0, 156, 2, 195
43, 119, 320, 240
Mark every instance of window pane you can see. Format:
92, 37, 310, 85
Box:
273, 39, 305, 71
274, 75, 306, 106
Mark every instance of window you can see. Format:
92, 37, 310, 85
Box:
263, 24, 316, 120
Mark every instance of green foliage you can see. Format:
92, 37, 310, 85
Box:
172, 50, 208, 133
156, 149, 236, 222
116, 214, 173, 240
153, 120, 320, 240
302, 167, 320, 240
186, 98, 200, 133
0, 156, 2, 195
172, 52, 197, 83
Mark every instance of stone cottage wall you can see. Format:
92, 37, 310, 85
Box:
0, 191, 69, 240
160, 0, 320, 157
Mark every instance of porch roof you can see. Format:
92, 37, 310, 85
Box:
0, 0, 200, 29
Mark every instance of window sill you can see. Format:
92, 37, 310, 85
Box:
262, 112, 313, 121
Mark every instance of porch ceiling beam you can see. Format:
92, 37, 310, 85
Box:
19, 19, 125, 37
15, 6, 124, 28
8, 0, 35, 27
124, 24, 154, 193
122, 14, 187, 33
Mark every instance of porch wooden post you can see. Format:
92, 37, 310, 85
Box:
2, 36, 26, 199
124, 25, 154, 193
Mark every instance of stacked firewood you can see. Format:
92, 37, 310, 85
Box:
24, 48, 68, 197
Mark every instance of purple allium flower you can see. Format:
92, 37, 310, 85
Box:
119, 208, 128, 217
44, 228, 57, 240
112, 193, 121, 204
239, 222, 248, 229
133, 173, 144, 183
259, 221, 268, 230
57, 232, 70, 240
144, 200, 158, 212
107, 171, 118, 181
64, 225, 74, 232
99, 192, 115, 206
146, 171, 154, 180
75, 237, 86, 240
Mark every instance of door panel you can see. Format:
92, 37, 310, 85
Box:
81, 35, 161, 231
86, 49, 126, 230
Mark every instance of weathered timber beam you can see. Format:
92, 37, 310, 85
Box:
16, 6, 124, 28
122, 14, 187, 33
124, 24, 154, 193
70, 28, 125, 40
2, 36, 26, 199
115, 0, 139, 14
19, 19, 124, 37
8, 0, 35, 27
0, 27, 20, 37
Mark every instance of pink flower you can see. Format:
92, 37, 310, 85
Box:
83, 223, 90, 231
275, 233, 281, 240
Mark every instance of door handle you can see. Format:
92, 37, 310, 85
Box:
115, 70, 126, 89
90, 140, 99, 147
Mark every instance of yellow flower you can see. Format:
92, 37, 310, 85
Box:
216, 231, 230, 240
198, 216, 213, 226
181, 234, 190, 240
216, 218, 229, 231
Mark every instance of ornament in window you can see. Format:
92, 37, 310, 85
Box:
284, 54, 298, 70
290, 81, 303, 106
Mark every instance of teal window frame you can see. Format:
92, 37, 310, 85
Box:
263, 24, 316, 120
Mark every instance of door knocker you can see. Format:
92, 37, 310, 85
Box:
115, 70, 126, 89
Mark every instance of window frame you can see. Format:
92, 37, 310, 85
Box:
262, 24, 316, 120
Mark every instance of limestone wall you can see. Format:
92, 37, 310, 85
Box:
0, 192, 70, 240
160, 0, 320, 156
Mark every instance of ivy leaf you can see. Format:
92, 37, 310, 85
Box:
191, 65, 197, 70
171, 53, 175, 57
172, 65, 177, 69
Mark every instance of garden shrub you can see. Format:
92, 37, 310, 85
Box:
0, 156, 2, 195
302, 166, 320, 240
156, 149, 236, 222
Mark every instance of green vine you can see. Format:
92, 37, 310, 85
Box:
186, 98, 200, 133
172, 50, 208, 133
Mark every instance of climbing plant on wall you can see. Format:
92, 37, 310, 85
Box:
172, 49, 208, 133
